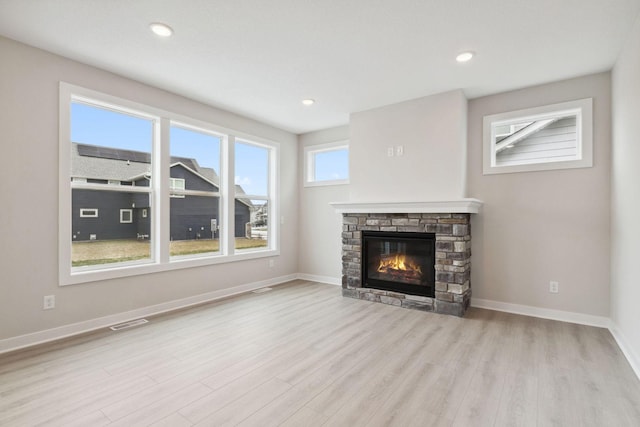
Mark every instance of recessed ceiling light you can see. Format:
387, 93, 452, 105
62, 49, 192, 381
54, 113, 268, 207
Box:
302, 99, 315, 106
456, 51, 474, 63
150, 22, 173, 37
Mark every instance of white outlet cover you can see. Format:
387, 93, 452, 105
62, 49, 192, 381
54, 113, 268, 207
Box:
43, 295, 55, 309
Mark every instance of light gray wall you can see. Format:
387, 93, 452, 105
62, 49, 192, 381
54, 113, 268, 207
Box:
0, 36, 298, 341
301, 90, 469, 282
611, 16, 640, 368
349, 90, 468, 202
298, 126, 349, 282
0, 31, 622, 346
467, 73, 611, 316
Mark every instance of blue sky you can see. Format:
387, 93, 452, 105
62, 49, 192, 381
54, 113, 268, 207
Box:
314, 149, 348, 181
71, 102, 267, 195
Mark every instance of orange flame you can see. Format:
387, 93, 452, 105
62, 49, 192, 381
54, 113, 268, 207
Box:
377, 254, 422, 274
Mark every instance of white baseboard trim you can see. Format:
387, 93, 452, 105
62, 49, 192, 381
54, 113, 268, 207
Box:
296, 273, 341, 286
608, 322, 640, 381
470, 297, 610, 328
471, 298, 640, 381
0, 274, 298, 355
4, 279, 637, 384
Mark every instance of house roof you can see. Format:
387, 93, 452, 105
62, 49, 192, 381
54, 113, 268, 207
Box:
71, 143, 252, 207
495, 119, 558, 153
72, 143, 151, 181
72, 143, 220, 183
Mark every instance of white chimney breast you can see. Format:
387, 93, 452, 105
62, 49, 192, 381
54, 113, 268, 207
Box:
348, 89, 468, 202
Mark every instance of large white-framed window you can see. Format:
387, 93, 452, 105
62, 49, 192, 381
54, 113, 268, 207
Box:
66, 92, 156, 273
168, 122, 223, 259
59, 82, 280, 285
303, 140, 349, 187
483, 98, 593, 175
234, 138, 277, 252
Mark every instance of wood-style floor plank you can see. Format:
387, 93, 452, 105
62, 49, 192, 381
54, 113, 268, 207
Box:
0, 280, 638, 427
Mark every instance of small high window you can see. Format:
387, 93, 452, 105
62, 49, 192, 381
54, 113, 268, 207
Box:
169, 178, 185, 191
304, 141, 349, 186
483, 98, 592, 174
120, 209, 133, 223
80, 208, 98, 218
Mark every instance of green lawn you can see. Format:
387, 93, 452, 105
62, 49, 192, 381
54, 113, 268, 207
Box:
72, 238, 267, 267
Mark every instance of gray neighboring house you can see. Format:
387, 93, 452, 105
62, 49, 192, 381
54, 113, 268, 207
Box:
71, 143, 252, 242
494, 116, 578, 167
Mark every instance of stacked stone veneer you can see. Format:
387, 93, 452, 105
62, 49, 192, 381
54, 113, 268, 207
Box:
341, 212, 472, 317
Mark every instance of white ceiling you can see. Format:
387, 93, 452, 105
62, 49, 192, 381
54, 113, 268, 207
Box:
1, 0, 639, 134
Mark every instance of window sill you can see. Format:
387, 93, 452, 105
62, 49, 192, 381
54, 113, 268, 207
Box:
304, 179, 349, 188
483, 157, 592, 175
61, 248, 280, 286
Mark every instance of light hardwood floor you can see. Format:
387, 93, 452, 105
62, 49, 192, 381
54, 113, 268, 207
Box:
1, 280, 639, 426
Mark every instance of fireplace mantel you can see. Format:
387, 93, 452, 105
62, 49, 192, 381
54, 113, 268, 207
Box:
330, 198, 483, 214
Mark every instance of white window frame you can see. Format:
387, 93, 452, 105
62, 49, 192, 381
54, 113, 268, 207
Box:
59, 82, 280, 286
120, 209, 133, 224
483, 98, 593, 175
303, 140, 349, 187
168, 122, 223, 260
234, 138, 278, 254
80, 208, 98, 218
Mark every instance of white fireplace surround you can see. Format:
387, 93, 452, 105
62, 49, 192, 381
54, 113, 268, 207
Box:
329, 198, 483, 214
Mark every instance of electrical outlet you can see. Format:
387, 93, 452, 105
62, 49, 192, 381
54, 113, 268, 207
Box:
268, 259, 275, 268
43, 295, 55, 310
387, 147, 394, 157
396, 145, 404, 156
549, 281, 559, 294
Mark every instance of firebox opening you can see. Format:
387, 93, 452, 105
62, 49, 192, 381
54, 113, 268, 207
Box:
362, 231, 435, 297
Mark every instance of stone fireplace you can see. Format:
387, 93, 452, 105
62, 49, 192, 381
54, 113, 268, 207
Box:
331, 200, 482, 317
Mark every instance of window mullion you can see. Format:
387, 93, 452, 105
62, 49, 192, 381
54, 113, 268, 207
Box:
157, 117, 171, 264
223, 135, 235, 256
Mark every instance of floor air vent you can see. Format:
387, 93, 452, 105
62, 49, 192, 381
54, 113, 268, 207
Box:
252, 287, 273, 294
110, 318, 149, 331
